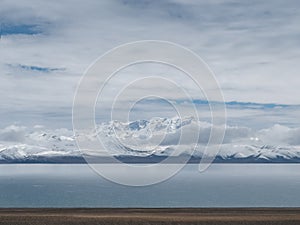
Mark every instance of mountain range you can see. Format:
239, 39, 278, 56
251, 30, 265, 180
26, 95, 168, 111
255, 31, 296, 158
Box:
1, 117, 300, 163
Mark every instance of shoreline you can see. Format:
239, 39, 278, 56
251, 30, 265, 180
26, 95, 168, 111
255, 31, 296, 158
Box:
0, 208, 300, 225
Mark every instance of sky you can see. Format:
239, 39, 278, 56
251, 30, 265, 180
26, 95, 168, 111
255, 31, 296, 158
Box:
0, 0, 300, 134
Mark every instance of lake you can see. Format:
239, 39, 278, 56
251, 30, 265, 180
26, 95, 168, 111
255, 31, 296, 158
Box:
0, 164, 300, 208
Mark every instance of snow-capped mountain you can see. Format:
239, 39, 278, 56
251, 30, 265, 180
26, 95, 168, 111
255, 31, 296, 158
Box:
1, 117, 300, 163
0, 126, 81, 162
217, 144, 300, 162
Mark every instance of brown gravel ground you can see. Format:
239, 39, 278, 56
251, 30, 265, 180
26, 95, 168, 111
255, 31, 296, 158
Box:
0, 208, 299, 225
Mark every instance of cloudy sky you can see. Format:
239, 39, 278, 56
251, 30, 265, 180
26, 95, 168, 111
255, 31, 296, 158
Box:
1, 0, 300, 133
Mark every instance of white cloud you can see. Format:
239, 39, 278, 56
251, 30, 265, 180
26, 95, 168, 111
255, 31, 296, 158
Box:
0, 125, 27, 142
0, 0, 300, 131
258, 124, 300, 146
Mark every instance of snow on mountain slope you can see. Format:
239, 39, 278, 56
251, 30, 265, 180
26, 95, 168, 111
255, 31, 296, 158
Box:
0, 126, 80, 161
217, 144, 300, 161
0, 117, 300, 162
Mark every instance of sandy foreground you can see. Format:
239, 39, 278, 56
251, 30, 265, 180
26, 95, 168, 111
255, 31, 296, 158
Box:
0, 208, 300, 225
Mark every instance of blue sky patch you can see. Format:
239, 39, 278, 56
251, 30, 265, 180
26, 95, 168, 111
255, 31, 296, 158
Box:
143, 98, 295, 110
0, 24, 42, 35
7, 64, 65, 73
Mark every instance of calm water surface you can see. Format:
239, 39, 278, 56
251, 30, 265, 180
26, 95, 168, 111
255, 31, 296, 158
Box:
0, 164, 299, 207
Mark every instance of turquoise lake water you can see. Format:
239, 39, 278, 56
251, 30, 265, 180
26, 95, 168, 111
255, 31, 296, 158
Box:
0, 164, 299, 207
